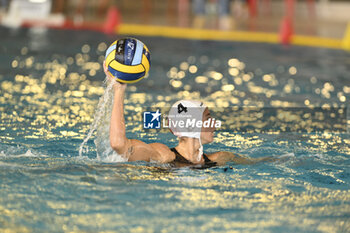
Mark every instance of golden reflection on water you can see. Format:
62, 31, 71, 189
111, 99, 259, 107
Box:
1, 38, 350, 233
101, 166, 350, 232
0, 51, 349, 156
1, 53, 106, 141
0, 160, 349, 232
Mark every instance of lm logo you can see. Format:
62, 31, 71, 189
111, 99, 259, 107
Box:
143, 110, 161, 129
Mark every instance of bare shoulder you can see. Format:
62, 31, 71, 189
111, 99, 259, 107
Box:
149, 143, 175, 163
207, 151, 275, 165
149, 142, 170, 151
206, 151, 233, 161
124, 140, 175, 163
207, 151, 259, 165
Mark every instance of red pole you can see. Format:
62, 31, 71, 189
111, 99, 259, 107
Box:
279, 0, 295, 45
247, 0, 258, 30
103, 6, 121, 34
248, 0, 258, 18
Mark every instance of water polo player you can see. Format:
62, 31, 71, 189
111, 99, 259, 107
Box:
104, 38, 275, 167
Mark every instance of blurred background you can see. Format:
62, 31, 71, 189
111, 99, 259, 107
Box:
0, 0, 349, 41
0, 2, 349, 232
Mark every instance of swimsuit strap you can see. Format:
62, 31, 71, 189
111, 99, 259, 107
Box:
202, 154, 212, 163
202, 153, 217, 167
170, 148, 216, 166
170, 148, 193, 164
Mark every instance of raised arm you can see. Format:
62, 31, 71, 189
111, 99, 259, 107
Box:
104, 62, 172, 162
109, 81, 128, 154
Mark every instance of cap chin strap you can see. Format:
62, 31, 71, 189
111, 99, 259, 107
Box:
197, 138, 203, 162
178, 136, 203, 162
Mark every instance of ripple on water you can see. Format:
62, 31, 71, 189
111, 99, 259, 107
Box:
0, 27, 349, 232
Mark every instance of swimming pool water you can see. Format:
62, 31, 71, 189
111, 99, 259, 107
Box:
0, 26, 349, 232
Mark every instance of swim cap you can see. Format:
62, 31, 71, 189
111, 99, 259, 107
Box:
168, 100, 207, 161
168, 100, 207, 138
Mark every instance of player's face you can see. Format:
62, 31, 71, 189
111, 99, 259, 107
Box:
200, 108, 216, 144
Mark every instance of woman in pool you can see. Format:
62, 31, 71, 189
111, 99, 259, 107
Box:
105, 63, 274, 167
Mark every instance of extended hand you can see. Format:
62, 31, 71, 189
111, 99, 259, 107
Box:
103, 61, 127, 89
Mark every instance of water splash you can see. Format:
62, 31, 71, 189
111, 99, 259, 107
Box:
0, 149, 44, 158
79, 77, 125, 162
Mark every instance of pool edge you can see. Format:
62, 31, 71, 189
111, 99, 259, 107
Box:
118, 23, 348, 51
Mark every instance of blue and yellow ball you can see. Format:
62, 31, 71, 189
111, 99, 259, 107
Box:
105, 38, 151, 83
